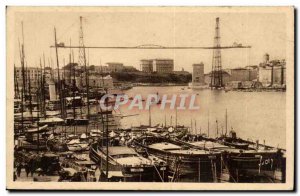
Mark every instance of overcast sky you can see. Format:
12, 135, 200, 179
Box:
12, 7, 289, 72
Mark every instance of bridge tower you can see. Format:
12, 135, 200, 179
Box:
210, 17, 224, 89
78, 16, 90, 117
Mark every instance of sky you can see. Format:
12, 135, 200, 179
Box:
11, 7, 289, 73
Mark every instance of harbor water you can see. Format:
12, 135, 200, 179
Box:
119, 86, 286, 149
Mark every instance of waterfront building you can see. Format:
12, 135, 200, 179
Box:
204, 70, 231, 85
230, 67, 257, 82
191, 63, 205, 88
140, 59, 174, 73
173, 68, 190, 76
15, 66, 42, 89
141, 59, 153, 73
153, 59, 174, 73
258, 54, 286, 87
76, 74, 114, 89
106, 62, 124, 72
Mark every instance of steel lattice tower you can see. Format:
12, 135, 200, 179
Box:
78, 16, 86, 69
210, 17, 223, 89
78, 16, 90, 117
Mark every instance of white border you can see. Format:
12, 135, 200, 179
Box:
1, 0, 298, 195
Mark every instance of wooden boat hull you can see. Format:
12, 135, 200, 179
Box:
89, 143, 167, 182
134, 136, 222, 182
223, 151, 285, 182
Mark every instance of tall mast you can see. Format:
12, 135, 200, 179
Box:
194, 120, 197, 135
54, 27, 63, 118
190, 119, 193, 133
175, 105, 177, 129
225, 108, 228, 136
14, 64, 20, 99
70, 39, 76, 122
149, 104, 151, 127
18, 35, 25, 134
208, 110, 210, 137
42, 53, 46, 118
216, 119, 218, 137
72, 49, 76, 135
39, 58, 43, 117
26, 62, 33, 119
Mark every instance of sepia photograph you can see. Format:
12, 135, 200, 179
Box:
6, 6, 294, 190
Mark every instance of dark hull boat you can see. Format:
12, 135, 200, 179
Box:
65, 117, 89, 126
218, 135, 285, 183
89, 141, 168, 182
187, 133, 286, 183
223, 149, 285, 183
133, 136, 222, 182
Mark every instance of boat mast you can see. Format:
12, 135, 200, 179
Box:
149, 104, 151, 127
26, 62, 33, 121
54, 27, 63, 118
71, 48, 77, 135
216, 120, 218, 137
195, 120, 197, 135
79, 16, 90, 119
39, 58, 44, 118
225, 108, 228, 136
175, 105, 177, 129
42, 54, 46, 118
99, 62, 110, 181
208, 110, 210, 137
36, 65, 42, 153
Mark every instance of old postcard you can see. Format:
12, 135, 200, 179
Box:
6, 6, 294, 190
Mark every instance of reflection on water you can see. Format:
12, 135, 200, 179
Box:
119, 86, 286, 148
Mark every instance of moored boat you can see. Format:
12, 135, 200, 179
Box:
133, 135, 221, 182
89, 139, 168, 182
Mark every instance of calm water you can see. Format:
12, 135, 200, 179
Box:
118, 86, 286, 148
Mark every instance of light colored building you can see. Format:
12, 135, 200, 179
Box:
153, 59, 174, 73
15, 66, 42, 88
106, 62, 124, 72
76, 74, 114, 89
94, 65, 110, 73
230, 68, 257, 82
141, 59, 153, 73
258, 54, 286, 87
204, 71, 231, 86
192, 63, 205, 86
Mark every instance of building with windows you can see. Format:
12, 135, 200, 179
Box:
140, 59, 174, 73
192, 63, 205, 86
141, 59, 153, 73
15, 66, 42, 88
258, 55, 286, 87
153, 59, 174, 73
106, 62, 124, 72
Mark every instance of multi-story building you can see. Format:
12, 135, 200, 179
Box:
230, 67, 257, 82
204, 71, 231, 85
258, 55, 286, 87
141, 59, 153, 73
76, 74, 114, 89
153, 59, 174, 73
106, 62, 124, 72
94, 65, 111, 73
15, 66, 42, 88
192, 63, 205, 86
140, 59, 174, 73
